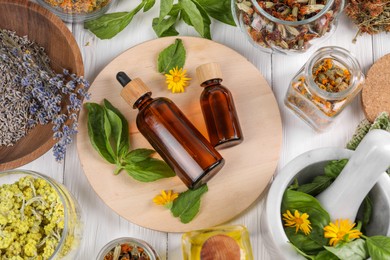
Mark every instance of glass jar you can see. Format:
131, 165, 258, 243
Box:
233, 0, 345, 54
96, 237, 160, 260
285, 46, 365, 131
37, 0, 114, 23
182, 225, 253, 260
0, 170, 83, 259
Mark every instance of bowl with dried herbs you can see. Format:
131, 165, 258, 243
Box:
0, 170, 83, 258
0, 0, 87, 170
261, 132, 390, 259
233, 0, 345, 54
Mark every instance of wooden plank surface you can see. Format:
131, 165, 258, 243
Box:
15, 1, 390, 259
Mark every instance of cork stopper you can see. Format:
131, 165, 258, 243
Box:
196, 62, 223, 85
116, 72, 150, 108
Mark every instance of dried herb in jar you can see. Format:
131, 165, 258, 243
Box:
104, 243, 151, 260
236, 0, 341, 51
312, 58, 351, 93
44, 0, 111, 14
345, 0, 390, 42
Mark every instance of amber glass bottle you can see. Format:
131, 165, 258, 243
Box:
196, 63, 243, 149
117, 72, 224, 189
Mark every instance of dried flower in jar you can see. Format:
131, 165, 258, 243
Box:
103, 243, 151, 260
236, 0, 342, 51
43, 0, 111, 14
312, 58, 351, 93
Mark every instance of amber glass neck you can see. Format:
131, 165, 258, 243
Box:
201, 78, 222, 88
134, 93, 153, 110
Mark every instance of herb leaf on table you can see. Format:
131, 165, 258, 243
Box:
365, 236, 390, 259
86, 99, 175, 181
171, 184, 208, 223
157, 38, 186, 74
324, 239, 368, 260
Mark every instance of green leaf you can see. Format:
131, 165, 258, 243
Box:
143, 0, 156, 12
84, 1, 145, 40
124, 158, 175, 182
159, 0, 174, 21
361, 197, 373, 233
171, 184, 208, 223
324, 239, 368, 260
282, 190, 330, 254
85, 103, 116, 164
103, 99, 129, 158
152, 16, 179, 37
157, 38, 186, 74
179, 0, 204, 37
366, 236, 390, 260
314, 250, 339, 260
324, 159, 348, 178
194, 0, 236, 26
125, 148, 156, 163
168, 3, 182, 17
193, 2, 211, 39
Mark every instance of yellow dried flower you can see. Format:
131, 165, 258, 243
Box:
165, 67, 191, 93
282, 210, 312, 235
323, 219, 362, 246
153, 190, 179, 209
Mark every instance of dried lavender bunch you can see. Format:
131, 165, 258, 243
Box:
0, 29, 90, 161
345, 0, 390, 42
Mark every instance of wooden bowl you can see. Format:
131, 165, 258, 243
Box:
0, 0, 84, 170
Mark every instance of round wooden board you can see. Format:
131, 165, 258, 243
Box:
77, 36, 282, 232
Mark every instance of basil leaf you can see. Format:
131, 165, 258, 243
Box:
125, 157, 175, 182
157, 38, 186, 74
85, 103, 116, 164
192, 1, 211, 39
179, 0, 204, 37
314, 250, 339, 260
159, 0, 174, 21
168, 3, 182, 17
282, 190, 330, 254
103, 99, 129, 158
194, 0, 236, 26
152, 16, 179, 37
324, 239, 368, 260
296, 175, 334, 196
171, 184, 208, 223
84, 1, 145, 40
324, 159, 348, 178
125, 148, 156, 163
143, 0, 156, 12
361, 196, 373, 233
366, 236, 390, 260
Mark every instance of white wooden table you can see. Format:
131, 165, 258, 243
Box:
19, 1, 390, 259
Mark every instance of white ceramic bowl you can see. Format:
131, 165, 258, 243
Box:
261, 147, 390, 259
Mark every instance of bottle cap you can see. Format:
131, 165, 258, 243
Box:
120, 77, 151, 108
196, 62, 223, 85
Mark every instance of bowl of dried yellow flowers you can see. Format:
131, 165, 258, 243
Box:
0, 170, 83, 258
0, 0, 88, 170
261, 131, 390, 259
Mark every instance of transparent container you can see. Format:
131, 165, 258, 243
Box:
96, 237, 160, 260
285, 46, 365, 131
233, 0, 345, 54
37, 0, 114, 23
0, 170, 83, 259
182, 225, 253, 260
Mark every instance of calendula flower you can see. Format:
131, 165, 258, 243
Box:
323, 219, 362, 246
153, 190, 179, 209
282, 210, 312, 235
165, 67, 191, 93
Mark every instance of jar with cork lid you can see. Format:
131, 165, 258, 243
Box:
116, 72, 224, 189
196, 62, 243, 149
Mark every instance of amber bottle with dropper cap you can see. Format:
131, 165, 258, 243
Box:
196, 63, 243, 148
116, 72, 225, 189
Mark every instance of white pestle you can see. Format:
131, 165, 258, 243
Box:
316, 129, 390, 222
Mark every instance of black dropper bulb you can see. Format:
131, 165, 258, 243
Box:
116, 71, 132, 87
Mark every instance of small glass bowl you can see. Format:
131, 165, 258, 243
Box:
0, 170, 83, 259
97, 237, 160, 260
37, 0, 114, 23
233, 0, 345, 54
